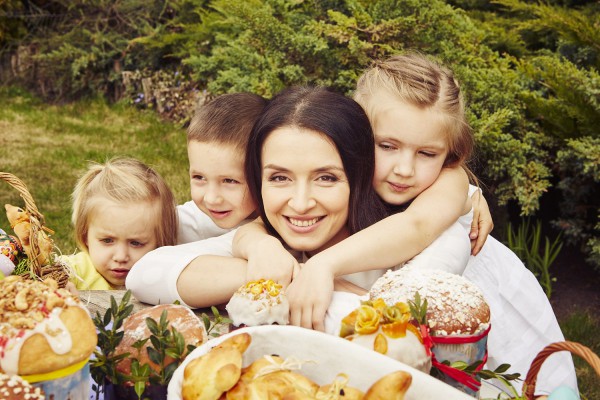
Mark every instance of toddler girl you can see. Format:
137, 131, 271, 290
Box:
62, 157, 177, 290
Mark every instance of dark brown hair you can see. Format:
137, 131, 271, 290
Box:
187, 92, 268, 154
245, 86, 387, 239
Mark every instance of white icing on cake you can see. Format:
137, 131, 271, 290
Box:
369, 266, 490, 336
226, 280, 289, 327
0, 277, 85, 375
0, 373, 45, 399
347, 327, 431, 373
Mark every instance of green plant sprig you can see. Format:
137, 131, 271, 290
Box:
408, 291, 429, 326
201, 306, 232, 338
129, 309, 197, 398
90, 291, 135, 398
90, 292, 224, 400
433, 360, 522, 399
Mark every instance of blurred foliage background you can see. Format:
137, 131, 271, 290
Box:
0, 0, 598, 270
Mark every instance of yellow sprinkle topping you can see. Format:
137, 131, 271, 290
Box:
242, 279, 283, 299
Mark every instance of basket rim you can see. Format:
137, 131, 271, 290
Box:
523, 340, 600, 399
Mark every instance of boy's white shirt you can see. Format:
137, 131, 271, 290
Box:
177, 200, 231, 244
126, 229, 237, 307
127, 200, 242, 307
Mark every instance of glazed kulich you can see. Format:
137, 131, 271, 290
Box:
226, 279, 289, 327
369, 267, 490, 336
114, 304, 207, 376
0, 373, 45, 400
339, 299, 431, 373
0, 276, 97, 376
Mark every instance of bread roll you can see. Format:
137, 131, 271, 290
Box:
363, 370, 412, 400
114, 304, 207, 376
316, 381, 364, 399
0, 276, 97, 375
228, 369, 318, 400
182, 333, 251, 400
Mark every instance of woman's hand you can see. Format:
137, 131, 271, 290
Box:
470, 190, 494, 255
245, 235, 298, 287
286, 259, 334, 332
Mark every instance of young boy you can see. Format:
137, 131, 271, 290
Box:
126, 93, 267, 303
177, 93, 268, 243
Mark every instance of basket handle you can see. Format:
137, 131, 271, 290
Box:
0, 172, 48, 273
0, 172, 45, 224
523, 340, 600, 399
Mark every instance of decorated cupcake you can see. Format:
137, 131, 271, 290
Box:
226, 279, 289, 327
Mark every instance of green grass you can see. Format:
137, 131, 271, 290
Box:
0, 86, 190, 252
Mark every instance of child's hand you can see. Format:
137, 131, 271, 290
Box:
286, 259, 334, 332
470, 190, 494, 255
245, 236, 297, 287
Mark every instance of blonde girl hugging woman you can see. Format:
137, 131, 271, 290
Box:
61, 157, 178, 290
235, 53, 577, 397
349, 53, 577, 397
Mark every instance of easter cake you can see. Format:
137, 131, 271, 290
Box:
113, 304, 208, 376
368, 267, 490, 336
226, 279, 290, 327
0, 373, 45, 400
0, 276, 97, 376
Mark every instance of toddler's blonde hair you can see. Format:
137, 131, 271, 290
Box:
354, 52, 474, 172
71, 157, 178, 251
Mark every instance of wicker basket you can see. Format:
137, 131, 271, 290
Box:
523, 340, 600, 399
0, 172, 70, 287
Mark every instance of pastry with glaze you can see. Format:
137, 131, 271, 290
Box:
0, 276, 97, 376
226, 279, 289, 327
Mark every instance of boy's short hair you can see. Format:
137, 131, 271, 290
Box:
187, 93, 268, 154
71, 157, 178, 251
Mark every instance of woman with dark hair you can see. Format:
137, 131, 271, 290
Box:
245, 86, 387, 245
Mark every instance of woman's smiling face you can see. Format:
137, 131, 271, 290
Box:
261, 126, 351, 255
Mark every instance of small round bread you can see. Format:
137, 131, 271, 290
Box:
226, 279, 289, 327
369, 267, 490, 336
182, 332, 251, 400
0, 373, 45, 400
114, 304, 207, 376
0, 276, 97, 375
